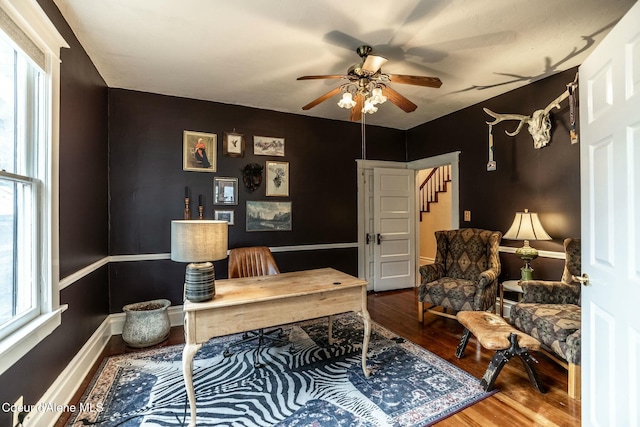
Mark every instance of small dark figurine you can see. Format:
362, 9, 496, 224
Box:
242, 163, 263, 192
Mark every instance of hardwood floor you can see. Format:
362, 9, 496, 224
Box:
56, 288, 580, 426
368, 289, 580, 427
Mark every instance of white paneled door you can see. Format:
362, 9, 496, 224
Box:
579, 2, 640, 425
373, 168, 415, 291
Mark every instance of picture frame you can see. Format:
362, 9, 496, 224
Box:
214, 209, 235, 225
223, 131, 245, 157
183, 130, 216, 172
253, 135, 285, 157
213, 177, 238, 205
266, 161, 289, 196
246, 201, 292, 231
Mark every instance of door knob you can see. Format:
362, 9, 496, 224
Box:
573, 274, 590, 286
376, 233, 382, 245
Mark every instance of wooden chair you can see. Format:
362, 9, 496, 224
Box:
223, 246, 288, 367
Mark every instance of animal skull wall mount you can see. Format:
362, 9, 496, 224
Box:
242, 163, 263, 192
483, 88, 570, 149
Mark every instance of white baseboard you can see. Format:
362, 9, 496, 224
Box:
29, 305, 185, 427
496, 298, 516, 319
22, 317, 113, 427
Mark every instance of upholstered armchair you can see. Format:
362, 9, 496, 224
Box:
418, 228, 502, 322
510, 238, 581, 399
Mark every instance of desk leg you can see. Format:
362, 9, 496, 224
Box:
182, 342, 202, 427
327, 315, 334, 345
358, 309, 372, 377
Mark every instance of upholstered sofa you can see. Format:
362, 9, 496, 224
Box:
418, 228, 502, 322
510, 238, 581, 399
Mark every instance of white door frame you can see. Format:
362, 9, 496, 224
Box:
357, 151, 460, 287
407, 151, 461, 283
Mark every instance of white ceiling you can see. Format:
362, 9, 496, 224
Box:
52, 0, 636, 130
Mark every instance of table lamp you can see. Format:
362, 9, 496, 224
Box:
171, 220, 228, 302
503, 209, 551, 281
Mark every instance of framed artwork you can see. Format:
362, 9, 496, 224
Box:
253, 135, 285, 157
214, 209, 235, 225
183, 130, 216, 172
266, 161, 289, 196
223, 131, 245, 157
246, 201, 291, 231
213, 177, 238, 205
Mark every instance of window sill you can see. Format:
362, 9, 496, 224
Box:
0, 305, 68, 376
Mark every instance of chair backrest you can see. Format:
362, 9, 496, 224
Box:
228, 246, 280, 278
561, 238, 581, 284
434, 228, 502, 281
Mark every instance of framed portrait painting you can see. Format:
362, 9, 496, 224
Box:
183, 130, 216, 172
266, 161, 289, 196
223, 131, 245, 157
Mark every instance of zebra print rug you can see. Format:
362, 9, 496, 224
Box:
67, 313, 495, 426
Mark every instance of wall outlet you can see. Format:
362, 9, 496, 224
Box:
12, 396, 23, 427
464, 210, 471, 221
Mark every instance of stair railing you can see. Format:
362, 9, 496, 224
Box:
419, 165, 451, 220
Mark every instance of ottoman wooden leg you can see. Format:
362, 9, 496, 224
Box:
480, 333, 546, 393
455, 329, 472, 359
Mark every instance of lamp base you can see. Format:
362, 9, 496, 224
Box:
184, 262, 215, 302
516, 240, 538, 282
520, 265, 534, 281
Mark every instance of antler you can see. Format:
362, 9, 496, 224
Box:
543, 89, 569, 114
483, 108, 530, 136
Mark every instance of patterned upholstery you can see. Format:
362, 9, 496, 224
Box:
510, 238, 581, 365
419, 228, 502, 313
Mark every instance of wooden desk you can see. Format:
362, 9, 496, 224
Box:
181, 268, 371, 426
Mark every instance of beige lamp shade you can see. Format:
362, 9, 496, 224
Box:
171, 220, 228, 262
503, 209, 550, 281
503, 209, 551, 241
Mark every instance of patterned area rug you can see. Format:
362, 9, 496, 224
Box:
67, 313, 495, 426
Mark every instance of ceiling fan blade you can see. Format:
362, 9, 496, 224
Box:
362, 54, 388, 73
350, 93, 364, 122
382, 86, 418, 113
297, 75, 348, 81
302, 86, 343, 110
388, 74, 443, 88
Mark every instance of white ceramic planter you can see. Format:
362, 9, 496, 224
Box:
122, 299, 171, 348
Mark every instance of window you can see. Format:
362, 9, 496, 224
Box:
0, 0, 67, 374
0, 31, 43, 340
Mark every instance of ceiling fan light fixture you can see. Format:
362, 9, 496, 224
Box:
362, 99, 378, 114
369, 87, 387, 105
338, 92, 357, 109
297, 43, 441, 121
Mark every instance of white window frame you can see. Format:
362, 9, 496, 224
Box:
0, 0, 68, 376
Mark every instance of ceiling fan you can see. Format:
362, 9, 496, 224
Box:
297, 45, 442, 122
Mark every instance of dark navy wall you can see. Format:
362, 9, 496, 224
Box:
107, 89, 406, 311
0, 1, 109, 424
407, 68, 581, 280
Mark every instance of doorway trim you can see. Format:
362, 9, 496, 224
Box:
408, 152, 461, 285
356, 151, 461, 287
